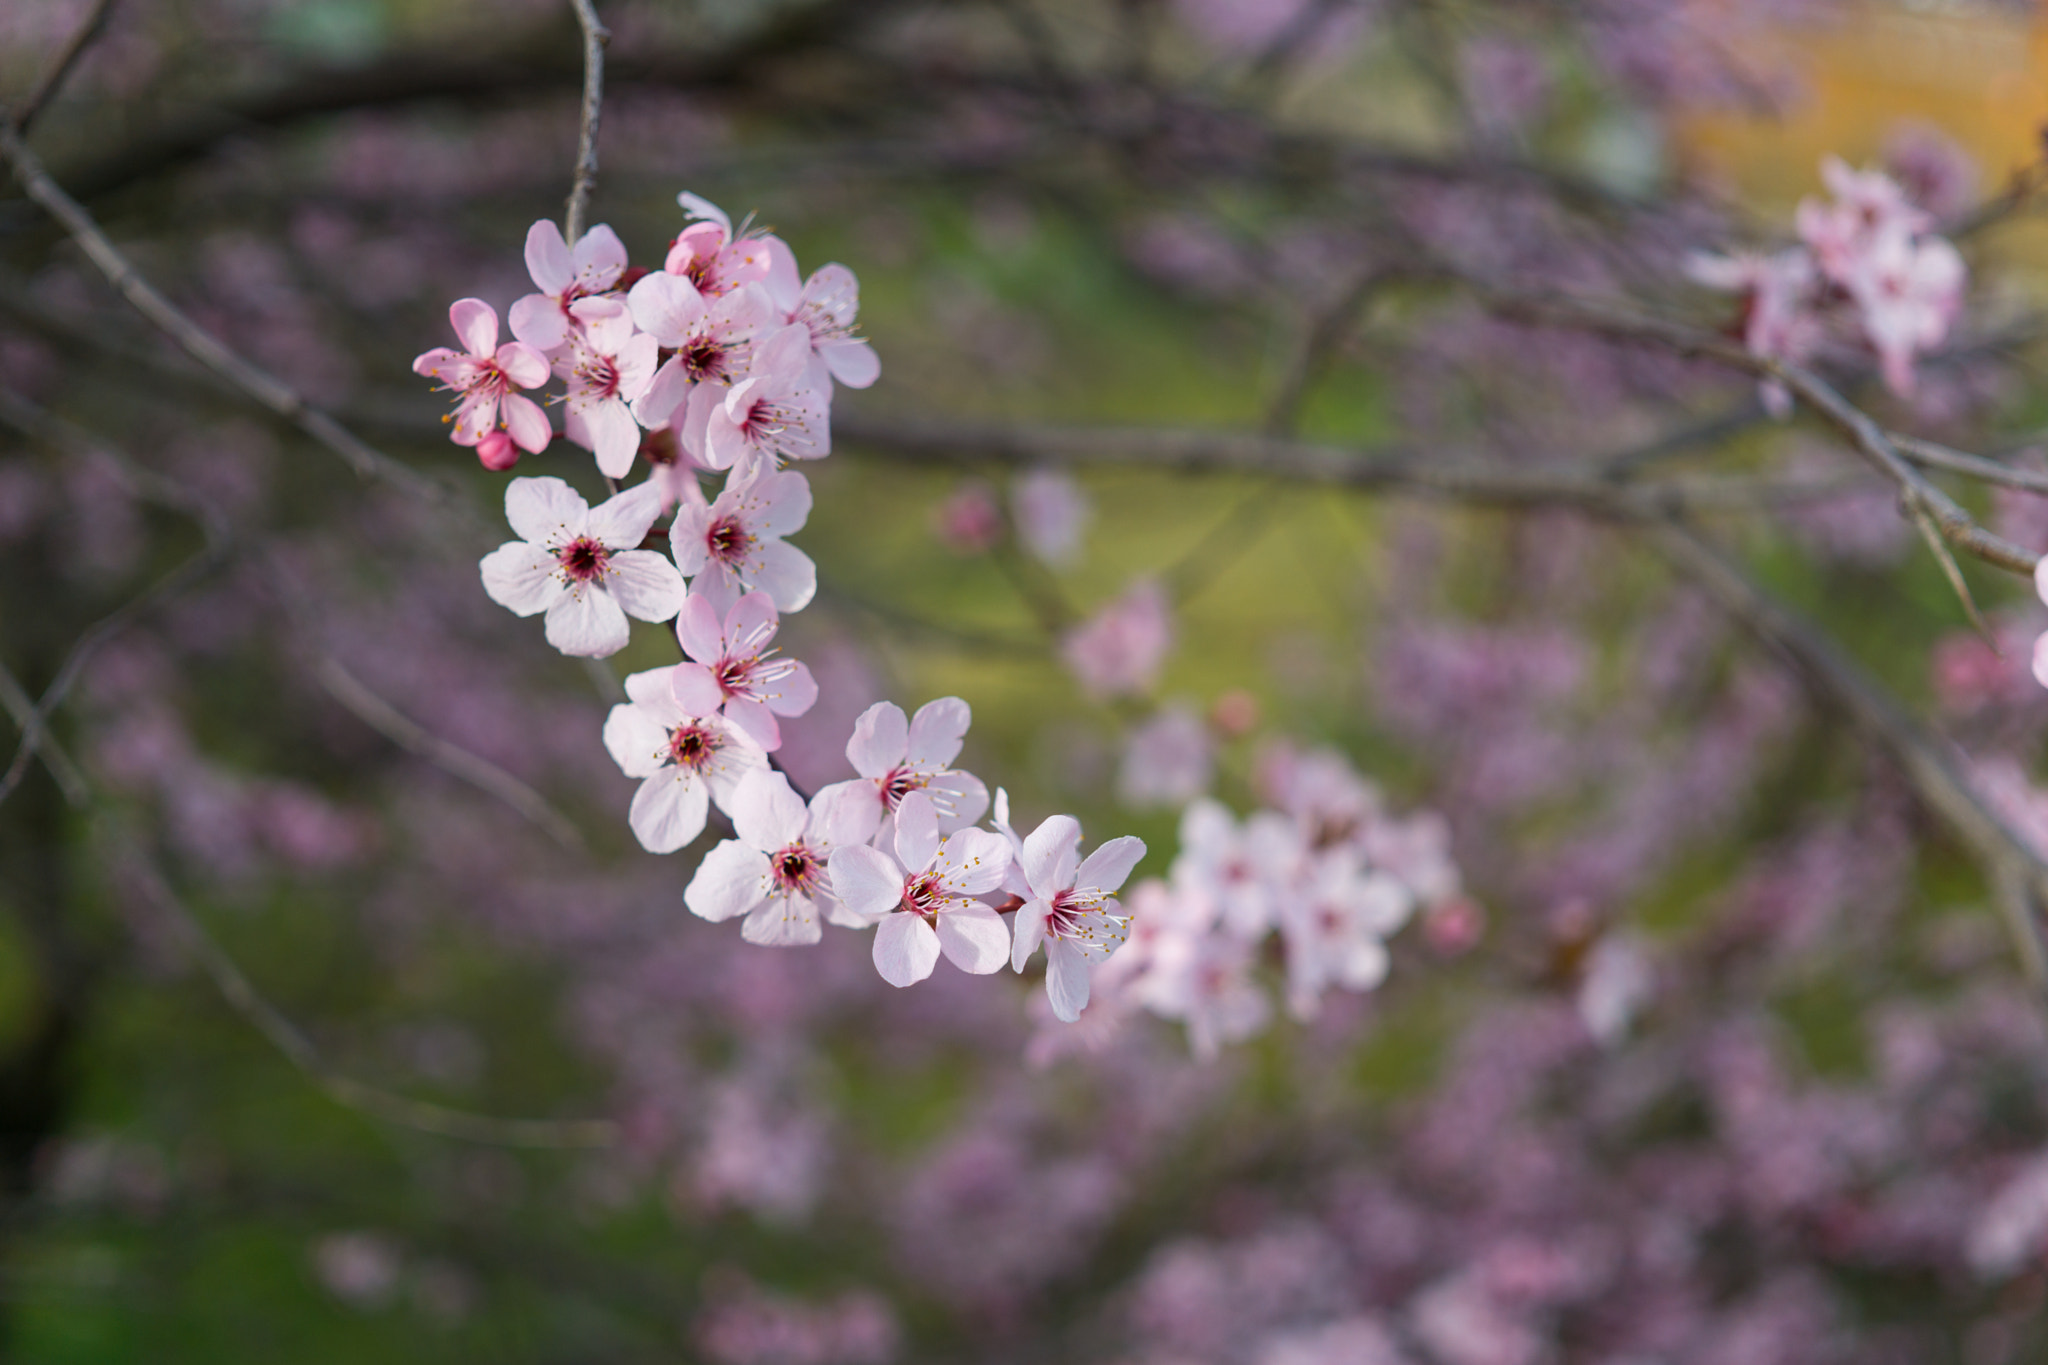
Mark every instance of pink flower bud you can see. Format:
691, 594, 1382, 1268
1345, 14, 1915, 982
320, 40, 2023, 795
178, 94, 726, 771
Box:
477, 430, 519, 471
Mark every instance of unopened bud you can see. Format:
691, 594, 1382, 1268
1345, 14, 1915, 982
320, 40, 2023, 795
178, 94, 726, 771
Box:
476, 430, 519, 471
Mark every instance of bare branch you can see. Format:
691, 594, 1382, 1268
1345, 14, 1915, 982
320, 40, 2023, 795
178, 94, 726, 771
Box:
1892, 431, 2048, 496
565, 0, 611, 244
119, 842, 617, 1149
314, 658, 588, 852
0, 122, 445, 505
0, 660, 88, 807
9, 0, 118, 135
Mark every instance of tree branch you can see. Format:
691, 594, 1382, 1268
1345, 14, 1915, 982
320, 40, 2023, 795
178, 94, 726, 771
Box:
564, 0, 610, 244
8, 0, 119, 135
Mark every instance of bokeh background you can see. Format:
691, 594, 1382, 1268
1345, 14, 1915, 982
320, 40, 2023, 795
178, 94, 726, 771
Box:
6, 0, 2048, 1361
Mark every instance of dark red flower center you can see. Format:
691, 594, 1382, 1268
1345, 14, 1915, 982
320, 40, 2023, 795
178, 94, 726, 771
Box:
557, 536, 610, 582
772, 845, 818, 894
707, 516, 753, 565
900, 871, 943, 921
666, 722, 720, 771
880, 767, 927, 811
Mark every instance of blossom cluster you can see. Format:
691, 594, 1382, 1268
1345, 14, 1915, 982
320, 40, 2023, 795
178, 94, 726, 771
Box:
1690, 155, 1966, 414
1073, 744, 1464, 1060
419, 195, 1163, 1022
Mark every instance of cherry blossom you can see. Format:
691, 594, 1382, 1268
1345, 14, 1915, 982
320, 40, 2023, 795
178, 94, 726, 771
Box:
558, 296, 659, 478
412, 299, 552, 453
1843, 225, 1965, 398
664, 192, 774, 300
601, 666, 767, 853
765, 242, 881, 391
826, 791, 1013, 987
669, 465, 817, 615
624, 271, 774, 431
477, 478, 684, 657
1012, 468, 1090, 565
1138, 929, 1270, 1062
1061, 578, 1174, 699
508, 219, 628, 353
691, 322, 831, 471
846, 698, 991, 835
1010, 814, 1145, 1022
2031, 556, 2048, 691
671, 591, 819, 751
1276, 853, 1410, 1020
1118, 703, 1213, 808
1685, 249, 1820, 418
684, 769, 879, 945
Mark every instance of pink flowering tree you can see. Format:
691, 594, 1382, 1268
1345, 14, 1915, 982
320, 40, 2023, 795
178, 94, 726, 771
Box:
9, 1, 2048, 1360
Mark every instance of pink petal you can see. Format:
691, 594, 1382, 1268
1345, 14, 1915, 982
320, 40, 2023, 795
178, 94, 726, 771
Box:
746, 540, 816, 613
2034, 632, 2048, 691
524, 219, 572, 295
928, 769, 989, 834
675, 594, 725, 665
626, 270, 707, 346
495, 342, 550, 391
505, 475, 589, 545
723, 592, 779, 651
677, 191, 732, 235
822, 337, 880, 389
742, 895, 823, 947
1045, 938, 1092, 1021
671, 663, 725, 716
1011, 899, 1050, 971
584, 399, 643, 480
669, 505, 711, 576
1075, 835, 1146, 897
449, 298, 499, 358
807, 780, 880, 852
905, 696, 971, 769
872, 913, 941, 987
543, 584, 631, 657
763, 660, 818, 718
828, 845, 904, 920
631, 356, 694, 430
413, 346, 462, 378
509, 293, 567, 351
685, 840, 770, 921
754, 323, 812, 384
605, 550, 686, 622
933, 827, 1011, 898
500, 393, 553, 454
603, 704, 671, 779
894, 791, 942, 873
478, 541, 561, 617
732, 768, 807, 851
764, 236, 803, 313
629, 770, 709, 854
723, 696, 781, 752
847, 702, 908, 779
624, 664, 684, 713
572, 223, 628, 289
451, 392, 499, 445
1022, 814, 1082, 903
704, 385, 756, 470
615, 333, 661, 403
935, 902, 1010, 975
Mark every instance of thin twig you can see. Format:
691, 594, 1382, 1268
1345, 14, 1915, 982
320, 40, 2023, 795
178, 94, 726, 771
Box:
0, 660, 88, 806
9, 0, 118, 135
119, 842, 616, 1149
315, 658, 587, 852
0, 122, 443, 504
564, 0, 610, 244
1892, 431, 2048, 496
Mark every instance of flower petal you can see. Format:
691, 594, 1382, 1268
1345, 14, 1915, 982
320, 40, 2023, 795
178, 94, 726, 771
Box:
671, 662, 725, 717
872, 913, 941, 987
742, 895, 823, 947
524, 219, 572, 294
500, 393, 553, 454
1045, 938, 1092, 1021
933, 827, 1011, 897
630, 769, 709, 854
605, 551, 686, 622
905, 696, 970, 769
1022, 814, 1082, 902
479, 541, 560, 617
894, 791, 941, 873
827, 844, 904, 920
505, 476, 588, 545
685, 840, 770, 922
723, 696, 781, 752
846, 701, 907, 778
807, 780, 880, 851
1076, 835, 1147, 896
935, 902, 1009, 975
732, 768, 807, 851
449, 298, 499, 357
584, 399, 643, 480
508, 293, 566, 351
544, 584, 631, 657
1012, 898, 1049, 971
747, 539, 816, 614
602, 703, 670, 778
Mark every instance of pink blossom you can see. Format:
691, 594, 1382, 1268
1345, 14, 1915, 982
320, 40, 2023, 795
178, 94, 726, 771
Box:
1061, 578, 1174, 699
601, 667, 767, 852
2033, 555, 2048, 692
671, 591, 819, 752
478, 478, 685, 657
1118, 704, 1213, 808
1575, 933, 1654, 1045
412, 298, 551, 452
1796, 155, 1932, 281
664, 192, 774, 299
623, 272, 774, 431
670, 466, 816, 615
1842, 226, 1965, 398
1011, 813, 1145, 1022
1686, 249, 1821, 418
688, 323, 831, 471
558, 297, 659, 478
1139, 928, 1271, 1061
1277, 853, 1410, 1020
1012, 468, 1090, 565
765, 243, 881, 391
826, 791, 1013, 986
507, 219, 628, 353
933, 481, 1004, 554
685, 770, 880, 945
845, 697, 991, 834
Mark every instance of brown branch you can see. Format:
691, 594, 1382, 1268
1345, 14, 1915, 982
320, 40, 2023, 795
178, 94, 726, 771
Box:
314, 658, 587, 852
564, 0, 610, 245
0, 122, 445, 506
118, 841, 617, 1149
9, 0, 118, 135
1892, 431, 2048, 497
0, 661, 87, 807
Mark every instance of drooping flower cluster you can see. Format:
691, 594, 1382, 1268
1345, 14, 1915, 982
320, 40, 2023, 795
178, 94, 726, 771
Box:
430, 197, 1167, 1024
1690, 154, 1967, 413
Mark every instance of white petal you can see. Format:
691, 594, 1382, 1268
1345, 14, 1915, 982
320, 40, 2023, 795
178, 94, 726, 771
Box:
479, 541, 560, 617
935, 903, 1009, 975
873, 913, 941, 987
807, 780, 881, 851
933, 828, 1012, 897
505, 476, 589, 545
741, 895, 823, 947
827, 845, 904, 920
747, 540, 816, 613
1076, 835, 1147, 896
602, 704, 670, 779
585, 399, 643, 480
1022, 815, 1082, 903
1045, 938, 1093, 1022
605, 551, 686, 622
586, 480, 666, 548
1012, 899, 1050, 971
629, 770, 709, 853
732, 768, 807, 850
543, 584, 631, 658
905, 696, 970, 768
894, 791, 941, 873
846, 702, 908, 778
685, 840, 770, 921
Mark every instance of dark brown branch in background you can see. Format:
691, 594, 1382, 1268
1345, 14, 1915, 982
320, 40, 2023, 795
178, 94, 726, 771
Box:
118, 841, 618, 1149
565, 0, 610, 244
0, 123, 445, 505
8, 0, 117, 135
